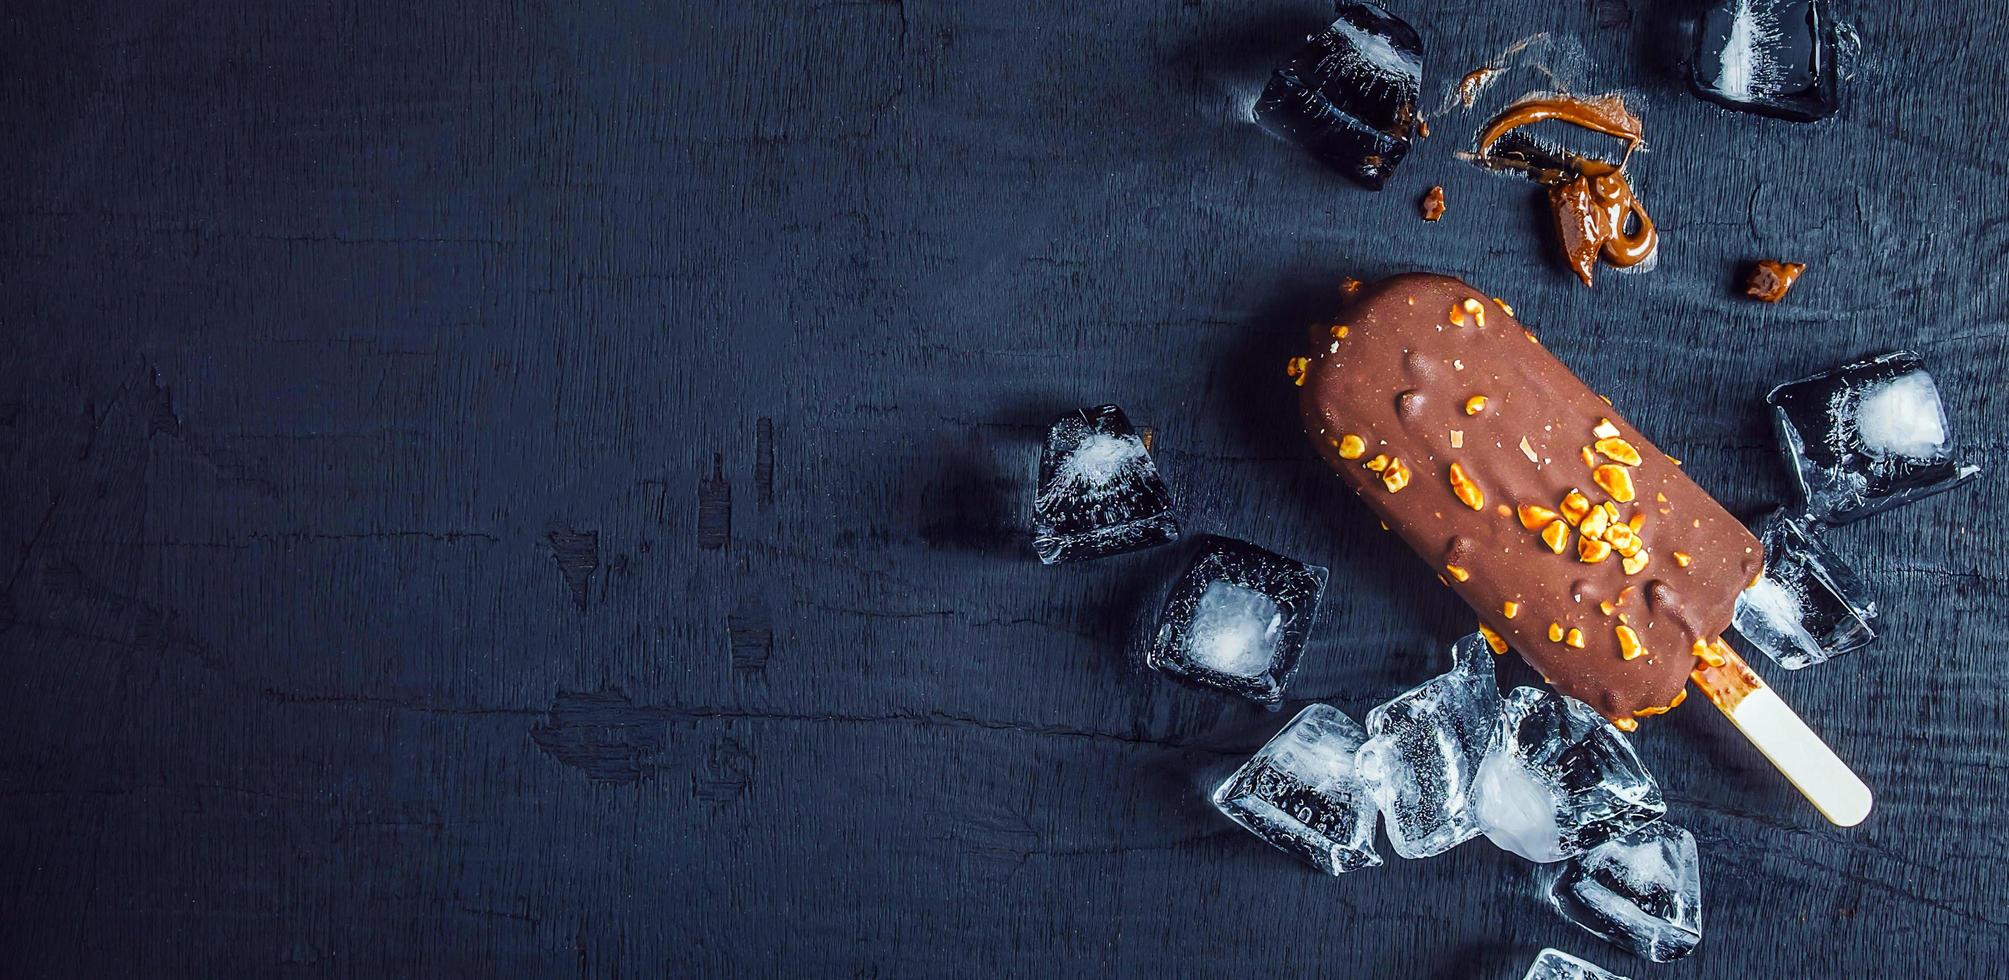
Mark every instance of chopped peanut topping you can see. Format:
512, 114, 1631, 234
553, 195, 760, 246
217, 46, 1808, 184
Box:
1591, 419, 1621, 439
1461, 297, 1486, 327
1495, 504, 1512, 518
1448, 462, 1485, 510
1673, 551, 1692, 567
1612, 535, 1643, 559
1445, 563, 1471, 582
1330, 324, 1350, 339
1338, 434, 1367, 459
1525, 329, 1540, 344
1540, 520, 1571, 554
1594, 437, 1643, 466
1519, 437, 1540, 463
1478, 623, 1508, 654
1518, 503, 1559, 530
1622, 550, 1650, 575
1502, 601, 1520, 619
1601, 501, 1621, 522
1579, 446, 1597, 467
1365, 454, 1390, 472
1592, 464, 1636, 502
1448, 306, 1466, 327
1579, 507, 1611, 540
1565, 628, 1586, 649
1578, 536, 1612, 563
1381, 457, 1412, 492
1493, 297, 1514, 316
1465, 395, 1487, 415
1599, 600, 1615, 615
1548, 622, 1564, 642
1450, 429, 1465, 448
1286, 356, 1309, 385
1628, 513, 1645, 532
1616, 625, 1645, 660
1341, 277, 1362, 294
1559, 490, 1591, 525
1612, 717, 1638, 732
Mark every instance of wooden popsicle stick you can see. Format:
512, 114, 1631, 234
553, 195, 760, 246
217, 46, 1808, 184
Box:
1690, 639, 1873, 827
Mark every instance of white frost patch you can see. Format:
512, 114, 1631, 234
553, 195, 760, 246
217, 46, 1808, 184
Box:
1056, 433, 1141, 489
1735, 574, 1821, 666
1476, 750, 1565, 862
1184, 581, 1282, 678
1855, 372, 1948, 459
1711, 0, 1782, 101
1332, 18, 1420, 83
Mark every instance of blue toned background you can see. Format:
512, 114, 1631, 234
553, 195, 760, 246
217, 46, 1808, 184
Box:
2, 0, 2003, 975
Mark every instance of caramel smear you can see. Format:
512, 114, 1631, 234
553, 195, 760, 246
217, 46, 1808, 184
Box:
1475, 95, 1657, 288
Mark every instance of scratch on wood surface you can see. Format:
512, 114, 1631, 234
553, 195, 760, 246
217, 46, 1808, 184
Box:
727, 596, 773, 672
544, 527, 600, 611
697, 453, 732, 549
754, 417, 776, 507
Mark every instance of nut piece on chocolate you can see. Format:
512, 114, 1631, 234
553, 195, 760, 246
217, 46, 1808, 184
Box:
1421, 186, 1447, 221
1745, 260, 1806, 302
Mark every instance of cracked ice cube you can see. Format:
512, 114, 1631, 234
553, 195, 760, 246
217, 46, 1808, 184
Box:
1032, 405, 1179, 563
1210, 703, 1382, 874
1475, 687, 1665, 863
1732, 511, 1877, 670
1767, 350, 1980, 524
1356, 633, 1502, 858
1549, 822, 1703, 962
1252, 1, 1422, 189
1147, 536, 1327, 707
1521, 948, 1632, 980
1691, 0, 1844, 122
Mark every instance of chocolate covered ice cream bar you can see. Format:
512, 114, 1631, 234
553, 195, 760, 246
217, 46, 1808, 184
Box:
1295, 273, 1762, 723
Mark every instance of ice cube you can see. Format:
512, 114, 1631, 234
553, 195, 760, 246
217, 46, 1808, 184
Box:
1146, 536, 1327, 706
1549, 822, 1703, 962
1476, 687, 1665, 863
1032, 405, 1179, 563
1252, 1, 1422, 189
1691, 0, 1843, 122
1355, 633, 1502, 858
1731, 511, 1877, 670
1210, 703, 1382, 874
1767, 350, 1980, 523
1521, 947, 1632, 980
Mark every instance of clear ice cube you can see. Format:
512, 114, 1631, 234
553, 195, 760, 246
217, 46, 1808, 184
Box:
1691, 0, 1843, 122
1356, 633, 1502, 858
1476, 687, 1665, 863
1732, 511, 1877, 670
1252, 1, 1422, 189
1211, 703, 1382, 874
1549, 822, 1703, 962
1147, 536, 1327, 707
1767, 350, 1980, 524
1032, 405, 1179, 563
1521, 948, 1632, 980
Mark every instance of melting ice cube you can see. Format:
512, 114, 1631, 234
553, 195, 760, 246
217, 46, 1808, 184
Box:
1146, 536, 1327, 706
1032, 405, 1179, 563
1355, 633, 1502, 858
1732, 511, 1877, 670
1211, 703, 1382, 874
1767, 350, 1980, 523
1475, 687, 1665, 863
1252, 1, 1423, 189
1691, 0, 1844, 122
1549, 822, 1703, 962
1521, 947, 1632, 980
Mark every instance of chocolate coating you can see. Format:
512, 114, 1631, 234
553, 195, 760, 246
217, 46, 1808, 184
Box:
1301, 274, 1761, 721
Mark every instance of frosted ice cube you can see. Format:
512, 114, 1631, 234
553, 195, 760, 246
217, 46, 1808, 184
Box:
1691, 0, 1842, 122
1521, 947, 1631, 980
1549, 822, 1703, 962
1186, 581, 1283, 678
1476, 687, 1665, 863
1356, 633, 1502, 858
1211, 703, 1382, 874
1732, 511, 1876, 670
1767, 351, 1980, 524
1252, 1, 1422, 189
1147, 536, 1327, 707
1032, 405, 1179, 563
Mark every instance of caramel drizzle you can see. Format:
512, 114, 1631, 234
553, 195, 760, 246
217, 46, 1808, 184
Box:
1474, 95, 1657, 282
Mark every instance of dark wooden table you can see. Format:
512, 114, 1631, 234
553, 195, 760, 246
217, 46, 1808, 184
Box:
4, 1, 2004, 975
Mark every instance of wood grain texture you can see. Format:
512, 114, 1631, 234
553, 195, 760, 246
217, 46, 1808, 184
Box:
1, 0, 2004, 976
